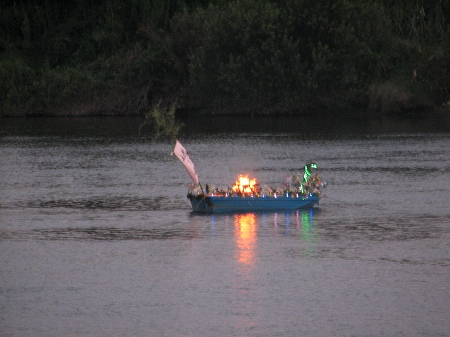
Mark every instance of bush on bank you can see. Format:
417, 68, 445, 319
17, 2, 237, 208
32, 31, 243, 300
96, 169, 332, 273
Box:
0, 0, 448, 116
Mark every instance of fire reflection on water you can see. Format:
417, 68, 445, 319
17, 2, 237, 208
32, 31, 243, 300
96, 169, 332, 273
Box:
229, 210, 317, 270
234, 213, 257, 266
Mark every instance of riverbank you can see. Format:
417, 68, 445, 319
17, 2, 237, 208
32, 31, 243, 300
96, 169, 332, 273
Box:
2, 110, 450, 139
1, 1, 448, 120
1, 98, 448, 118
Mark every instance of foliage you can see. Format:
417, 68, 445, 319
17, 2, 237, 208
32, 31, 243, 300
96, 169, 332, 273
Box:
185, 0, 449, 113
139, 100, 184, 142
0, 0, 448, 116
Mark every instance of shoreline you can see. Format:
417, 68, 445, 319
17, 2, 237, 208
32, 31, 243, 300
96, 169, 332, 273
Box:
1, 105, 448, 119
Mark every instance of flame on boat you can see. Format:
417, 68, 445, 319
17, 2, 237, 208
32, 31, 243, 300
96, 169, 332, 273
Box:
232, 175, 260, 195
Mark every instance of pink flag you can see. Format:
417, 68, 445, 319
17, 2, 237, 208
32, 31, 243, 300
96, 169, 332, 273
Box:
173, 140, 200, 185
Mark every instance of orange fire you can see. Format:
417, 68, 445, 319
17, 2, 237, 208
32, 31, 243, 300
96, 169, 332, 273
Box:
232, 175, 259, 195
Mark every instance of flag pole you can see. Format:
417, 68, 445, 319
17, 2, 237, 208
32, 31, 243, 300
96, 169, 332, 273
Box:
199, 182, 205, 196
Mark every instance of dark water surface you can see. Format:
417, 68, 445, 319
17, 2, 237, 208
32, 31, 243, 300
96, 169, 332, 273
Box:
1, 116, 449, 336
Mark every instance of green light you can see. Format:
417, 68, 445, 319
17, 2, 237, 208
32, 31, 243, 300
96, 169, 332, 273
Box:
301, 162, 318, 194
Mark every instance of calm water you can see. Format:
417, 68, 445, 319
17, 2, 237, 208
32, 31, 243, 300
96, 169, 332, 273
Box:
1, 116, 450, 337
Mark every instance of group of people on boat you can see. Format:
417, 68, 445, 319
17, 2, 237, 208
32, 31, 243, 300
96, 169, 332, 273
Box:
282, 162, 324, 197
187, 162, 326, 198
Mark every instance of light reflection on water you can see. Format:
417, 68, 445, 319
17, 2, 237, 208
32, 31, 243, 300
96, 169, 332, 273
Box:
1, 117, 450, 337
234, 213, 257, 266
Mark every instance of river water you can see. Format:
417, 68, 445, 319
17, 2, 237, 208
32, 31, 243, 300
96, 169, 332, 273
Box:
1, 115, 449, 337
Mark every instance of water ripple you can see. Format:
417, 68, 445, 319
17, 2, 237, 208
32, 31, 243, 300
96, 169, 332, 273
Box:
8, 196, 186, 211
320, 214, 447, 242
0, 226, 198, 241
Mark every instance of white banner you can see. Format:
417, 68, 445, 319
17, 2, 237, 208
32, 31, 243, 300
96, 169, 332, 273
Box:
173, 140, 200, 185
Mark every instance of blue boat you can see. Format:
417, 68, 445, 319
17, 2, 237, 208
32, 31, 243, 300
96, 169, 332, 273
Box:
173, 140, 326, 213
187, 165, 325, 213
188, 194, 320, 213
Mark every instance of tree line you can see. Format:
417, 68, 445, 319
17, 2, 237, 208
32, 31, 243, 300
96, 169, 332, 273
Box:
1, 0, 448, 116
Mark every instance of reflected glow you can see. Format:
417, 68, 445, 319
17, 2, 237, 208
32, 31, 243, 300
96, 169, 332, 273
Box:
234, 213, 257, 266
296, 209, 317, 241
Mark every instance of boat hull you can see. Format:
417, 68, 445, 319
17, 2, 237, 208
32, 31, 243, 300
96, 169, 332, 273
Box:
189, 195, 320, 213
